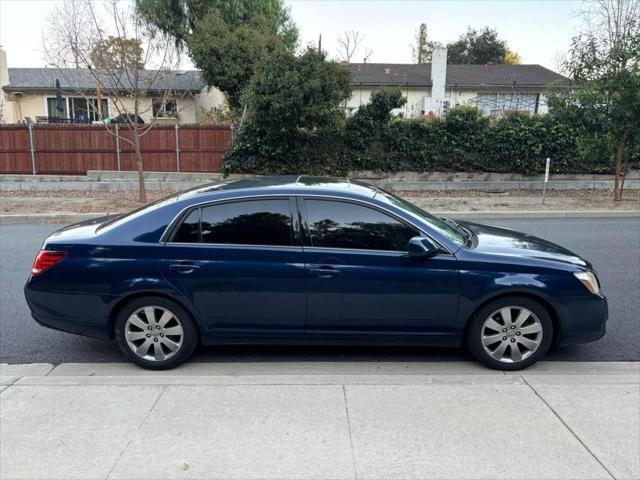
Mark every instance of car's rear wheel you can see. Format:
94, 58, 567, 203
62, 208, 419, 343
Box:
114, 296, 198, 370
467, 296, 553, 371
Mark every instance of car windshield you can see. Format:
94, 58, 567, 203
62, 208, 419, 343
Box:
377, 189, 466, 247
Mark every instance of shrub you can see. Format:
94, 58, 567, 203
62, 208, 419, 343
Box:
225, 87, 633, 175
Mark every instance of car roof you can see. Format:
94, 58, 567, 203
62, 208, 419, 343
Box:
176, 175, 379, 200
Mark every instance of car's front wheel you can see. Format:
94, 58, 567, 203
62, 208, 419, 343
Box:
114, 296, 198, 370
467, 296, 553, 371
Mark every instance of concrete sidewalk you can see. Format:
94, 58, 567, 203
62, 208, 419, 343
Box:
1, 362, 639, 480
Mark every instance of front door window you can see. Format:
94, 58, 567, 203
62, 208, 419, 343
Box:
305, 199, 417, 251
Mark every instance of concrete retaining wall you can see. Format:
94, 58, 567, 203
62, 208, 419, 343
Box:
1, 170, 639, 192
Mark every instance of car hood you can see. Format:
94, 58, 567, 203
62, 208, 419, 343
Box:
457, 220, 589, 268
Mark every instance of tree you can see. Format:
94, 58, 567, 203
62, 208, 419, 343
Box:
547, 0, 639, 200
186, 14, 285, 110
446, 27, 514, 64
336, 30, 364, 63
363, 47, 374, 63
137, 0, 298, 112
411, 23, 433, 63
90, 36, 145, 71
345, 88, 406, 160
504, 50, 521, 64
137, 0, 298, 48
224, 48, 352, 174
44, 0, 184, 203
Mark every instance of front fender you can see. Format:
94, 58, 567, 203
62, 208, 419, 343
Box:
454, 269, 562, 331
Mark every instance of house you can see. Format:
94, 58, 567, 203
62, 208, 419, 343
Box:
1, 45, 569, 125
346, 47, 569, 118
0, 47, 225, 125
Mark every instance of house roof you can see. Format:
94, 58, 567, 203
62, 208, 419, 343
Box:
3, 68, 205, 94
348, 63, 569, 88
4, 63, 569, 94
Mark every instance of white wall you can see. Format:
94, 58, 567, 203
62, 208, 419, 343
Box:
347, 86, 431, 118
0, 93, 204, 124
444, 89, 478, 108
195, 86, 227, 122
3, 93, 43, 123
0, 48, 13, 123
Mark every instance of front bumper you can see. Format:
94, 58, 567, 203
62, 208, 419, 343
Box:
554, 293, 608, 347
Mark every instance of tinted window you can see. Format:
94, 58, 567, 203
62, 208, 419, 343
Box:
172, 209, 200, 243
305, 200, 417, 251
377, 189, 465, 246
200, 200, 292, 246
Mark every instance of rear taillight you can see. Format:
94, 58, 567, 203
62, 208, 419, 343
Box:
31, 250, 66, 275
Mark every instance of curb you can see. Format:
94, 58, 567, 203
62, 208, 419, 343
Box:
1, 210, 639, 225
438, 210, 640, 219
0, 212, 116, 224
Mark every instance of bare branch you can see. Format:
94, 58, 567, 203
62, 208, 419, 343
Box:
43, 0, 188, 203
336, 30, 364, 63
363, 47, 374, 63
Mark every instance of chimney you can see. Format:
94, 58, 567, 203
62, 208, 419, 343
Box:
0, 47, 11, 123
430, 47, 447, 110
422, 47, 447, 116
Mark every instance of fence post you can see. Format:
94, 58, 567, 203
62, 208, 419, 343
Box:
175, 124, 180, 172
542, 157, 550, 204
27, 122, 36, 175
115, 123, 121, 171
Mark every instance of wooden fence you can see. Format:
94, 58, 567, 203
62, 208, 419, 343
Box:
0, 124, 232, 174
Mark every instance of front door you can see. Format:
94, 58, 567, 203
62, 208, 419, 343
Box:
300, 198, 459, 337
161, 197, 307, 337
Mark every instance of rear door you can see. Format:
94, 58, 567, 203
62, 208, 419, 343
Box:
161, 197, 307, 336
300, 197, 459, 336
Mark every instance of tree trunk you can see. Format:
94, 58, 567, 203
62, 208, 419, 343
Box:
613, 123, 637, 201
614, 139, 623, 201
134, 133, 146, 203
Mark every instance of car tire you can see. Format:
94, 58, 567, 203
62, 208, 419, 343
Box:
114, 296, 198, 370
466, 296, 553, 371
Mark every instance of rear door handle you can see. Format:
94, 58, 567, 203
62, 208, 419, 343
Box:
169, 263, 200, 274
309, 265, 341, 278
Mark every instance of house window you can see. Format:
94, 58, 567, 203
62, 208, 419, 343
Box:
46, 98, 68, 119
477, 93, 498, 116
152, 98, 178, 118
477, 92, 539, 117
46, 97, 108, 122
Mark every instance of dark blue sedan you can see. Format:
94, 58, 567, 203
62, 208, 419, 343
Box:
24, 176, 607, 370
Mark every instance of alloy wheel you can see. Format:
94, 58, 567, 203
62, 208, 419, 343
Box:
124, 305, 184, 362
480, 306, 543, 363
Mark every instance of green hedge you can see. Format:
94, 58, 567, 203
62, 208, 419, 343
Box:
344, 106, 613, 176
225, 92, 633, 176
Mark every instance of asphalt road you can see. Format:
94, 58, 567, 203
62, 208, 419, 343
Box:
1, 217, 638, 364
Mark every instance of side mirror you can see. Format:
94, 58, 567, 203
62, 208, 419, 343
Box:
407, 236, 441, 259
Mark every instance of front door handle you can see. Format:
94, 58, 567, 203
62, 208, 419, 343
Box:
169, 263, 200, 274
309, 265, 341, 278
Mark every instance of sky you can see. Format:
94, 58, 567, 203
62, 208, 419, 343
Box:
0, 0, 585, 71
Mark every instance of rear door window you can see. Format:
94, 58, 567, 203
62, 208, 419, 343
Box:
171, 199, 293, 246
